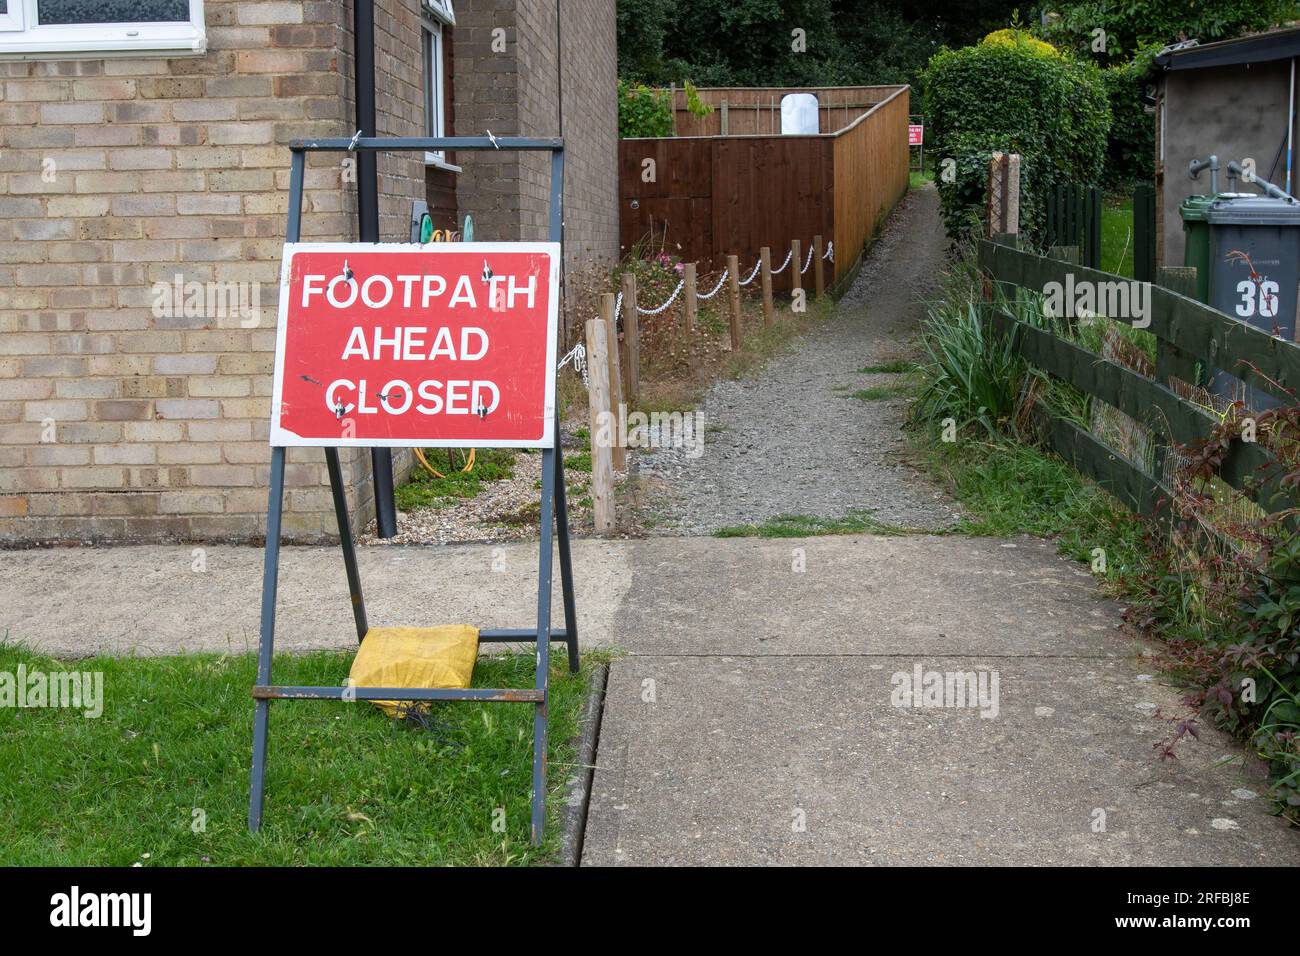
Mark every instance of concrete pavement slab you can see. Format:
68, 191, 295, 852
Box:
612, 532, 1124, 657
582, 655, 1300, 866
0, 540, 630, 657
0, 534, 1118, 659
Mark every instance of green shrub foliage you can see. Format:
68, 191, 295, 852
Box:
618, 80, 674, 138
1101, 54, 1156, 185
923, 32, 1110, 240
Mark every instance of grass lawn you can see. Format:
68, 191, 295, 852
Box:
916, 435, 1147, 579
0, 644, 591, 866
1100, 194, 1135, 278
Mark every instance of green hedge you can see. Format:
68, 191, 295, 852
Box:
923, 31, 1110, 240
1101, 55, 1156, 185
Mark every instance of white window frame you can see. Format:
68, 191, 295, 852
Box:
0, 0, 205, 59
422, 0, 459, 171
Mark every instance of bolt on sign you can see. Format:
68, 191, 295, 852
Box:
271, 242, 560, 448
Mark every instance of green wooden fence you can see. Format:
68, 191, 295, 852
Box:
978, 237, 1296, 522
1045, 182, 1157, 280
1045, 183, 1101, 269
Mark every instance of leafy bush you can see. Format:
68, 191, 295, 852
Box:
617, 79, 712, 139
1213, 539, 1300, 818
1101, 53, 1156, 185
618, 80, 673, 138
923, 29, 1110, 240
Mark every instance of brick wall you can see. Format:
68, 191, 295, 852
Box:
555, 0, 620, 297
454, 0, 618, 298
449, 0, 525, 242
0, 0, 616, 544
0, 0, 422, 543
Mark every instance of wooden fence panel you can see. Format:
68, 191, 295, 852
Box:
618, 138, 714, 265
712, 136, 832, 291
979, 239, 1297, 525
832, 87, 909, 286
669, 85, 903, 137
989, 309, 1285, 511
980, 241, 1300, 404
620, 86, 909, 291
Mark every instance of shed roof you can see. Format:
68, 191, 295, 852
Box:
1154, 25, 1300, 71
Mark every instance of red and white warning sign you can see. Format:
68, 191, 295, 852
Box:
270, 242, 560, 448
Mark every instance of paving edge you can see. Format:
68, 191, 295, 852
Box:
554, 661, 608, 867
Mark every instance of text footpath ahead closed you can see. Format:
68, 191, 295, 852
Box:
270, 242, 560, 448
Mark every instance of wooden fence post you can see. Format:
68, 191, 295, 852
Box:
599, 292, 626, 472
813, 235, 825, 297
1133, 183, 1157, 284
727, 254, 742, 350
760, 247, 774, 326
583, 319, 615, 534
621, 272, 640, 409
791, 239, 802, 296
986, 152, 1020, 238
1155, 266, 1202, 388
683, 262, 697, 333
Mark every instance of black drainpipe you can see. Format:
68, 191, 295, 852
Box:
354, 0, 398, 538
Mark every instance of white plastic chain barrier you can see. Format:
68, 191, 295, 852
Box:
556, 340, 588, 387
577, 239, 823, 349
696, 269, 730, 301
636, 278, 686, 315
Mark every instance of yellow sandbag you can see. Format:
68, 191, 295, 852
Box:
348, 625, 479, 717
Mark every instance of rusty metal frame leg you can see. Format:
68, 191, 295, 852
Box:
325, 447, 368, 644
530, 446, 556, 845
248, 445, 287, 832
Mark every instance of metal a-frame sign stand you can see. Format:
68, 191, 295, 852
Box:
248, 135, 578, 846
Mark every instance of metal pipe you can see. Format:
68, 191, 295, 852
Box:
1188, 154, 1219, 193
253, 685, 546, 703
352, 0, 397, 539
1288, 58, 1295, 195
1227, 160, 1296, 201
290, 135, 565, 151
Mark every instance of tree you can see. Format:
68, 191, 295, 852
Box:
615, 0, 1025, 87
1040, 1, 1300, 64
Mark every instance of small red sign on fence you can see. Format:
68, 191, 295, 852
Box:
908, 124, 924, 147
270, 242, 560, 449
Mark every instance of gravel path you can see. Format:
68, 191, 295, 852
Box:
631, 184, 961, 534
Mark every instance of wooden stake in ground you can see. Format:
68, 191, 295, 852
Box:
683, 262, 697, 334
599, 293, 626, 472
621, 272, 640, 409
760, 247, 774, 326
791, 239, 803, 298
813, 235, 825, 297
985, 152, 1021, 238
583, 319, 615, 534
727, 254, 742, 351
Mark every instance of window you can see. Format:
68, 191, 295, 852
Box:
0, 0, 205, 57
422, 0, 457, 169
